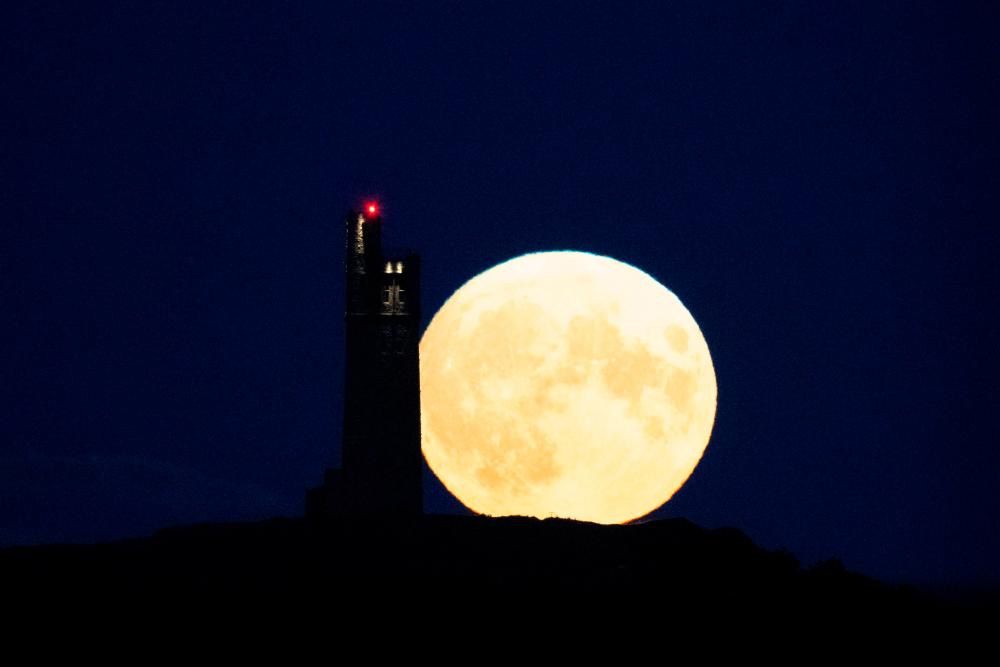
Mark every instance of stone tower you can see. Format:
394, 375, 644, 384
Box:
307, 203, 422, 517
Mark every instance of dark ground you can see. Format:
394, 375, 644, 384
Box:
3, 513, 993, 624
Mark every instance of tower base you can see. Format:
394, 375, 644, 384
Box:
306, 467, 422, 519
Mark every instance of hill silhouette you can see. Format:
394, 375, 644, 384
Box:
2, 513, 972, 621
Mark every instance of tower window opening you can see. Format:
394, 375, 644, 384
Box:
381, 283, 406, 314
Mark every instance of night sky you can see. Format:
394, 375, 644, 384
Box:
3, 1, 998, 588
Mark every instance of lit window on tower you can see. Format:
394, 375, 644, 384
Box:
381, 283, 406, 314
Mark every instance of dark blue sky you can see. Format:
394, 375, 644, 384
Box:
3, 1, 998, 587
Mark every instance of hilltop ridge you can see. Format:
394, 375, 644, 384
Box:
1, 513, 948, 620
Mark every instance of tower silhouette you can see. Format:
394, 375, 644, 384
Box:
307, 204, 423, 516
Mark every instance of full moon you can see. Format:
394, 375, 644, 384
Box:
420, 251, 717, 524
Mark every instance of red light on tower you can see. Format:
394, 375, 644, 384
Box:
366, 203, 377, 216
